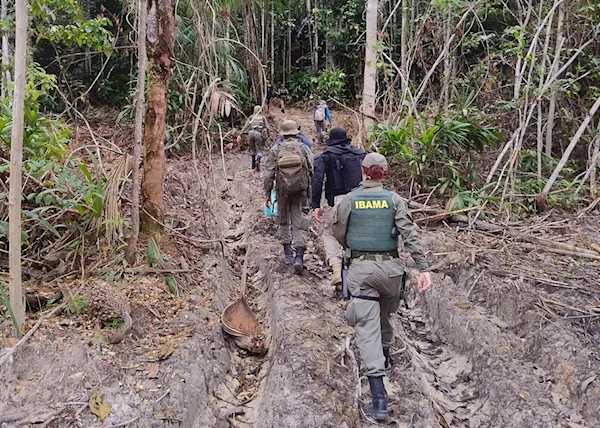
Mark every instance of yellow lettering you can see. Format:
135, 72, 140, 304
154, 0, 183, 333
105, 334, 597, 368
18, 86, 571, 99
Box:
355, 199, 390, 209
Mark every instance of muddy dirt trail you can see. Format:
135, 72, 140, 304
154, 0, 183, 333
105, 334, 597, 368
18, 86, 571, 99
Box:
2, 105, 600, 428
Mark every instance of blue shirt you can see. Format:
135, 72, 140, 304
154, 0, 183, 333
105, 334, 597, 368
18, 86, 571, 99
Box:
274, 134, 312, 149
313, 106, 332, 123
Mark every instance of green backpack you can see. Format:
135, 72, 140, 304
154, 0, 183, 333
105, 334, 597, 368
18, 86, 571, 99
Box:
276, 141, 309, 196
250, 115, 265, 132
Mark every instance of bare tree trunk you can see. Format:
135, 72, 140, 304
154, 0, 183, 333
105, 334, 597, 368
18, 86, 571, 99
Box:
538, 95, 600, 210
287, 2, 292, 76
441, 8, 452, 112
362, 0, 378, 135
537, 0, 553, 180
261, 1, 266, 65
141, 0, 176, 236
126, 0, 148, 264
270, 1, 275, 81
545, 3, 564, 156
8, 0, 28, 333
313, 0, 319, 73
1, 0, 11, 98
513, 0, 534, 101
400, 0, 408, 98
306, 0, 315, 73
591, 125, 600, 199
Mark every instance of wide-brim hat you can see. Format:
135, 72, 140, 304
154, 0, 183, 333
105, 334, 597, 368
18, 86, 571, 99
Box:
280, 120, 300, 136
326, 127, 350, 146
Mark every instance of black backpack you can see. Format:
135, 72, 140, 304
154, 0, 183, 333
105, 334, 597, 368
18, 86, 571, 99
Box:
324, 146, 365, 193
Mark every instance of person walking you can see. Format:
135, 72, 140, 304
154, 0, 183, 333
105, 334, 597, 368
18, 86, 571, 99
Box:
264, 120, 314, 274
237, 105, 268, 171
278, 85, 289, 113
313, 100, 332, 144
333, 153, 431, 421
273, 120, 312, 149
311, 127, 365, 286
266, 80, 273, 112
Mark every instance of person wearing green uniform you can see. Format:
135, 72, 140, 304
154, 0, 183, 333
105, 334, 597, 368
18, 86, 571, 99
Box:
333, 152, 431, 421
264, 120, 314, 274
237, 105, 268, 171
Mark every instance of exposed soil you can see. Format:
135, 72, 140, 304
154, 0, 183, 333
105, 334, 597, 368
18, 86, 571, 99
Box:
1, 106, 600, 428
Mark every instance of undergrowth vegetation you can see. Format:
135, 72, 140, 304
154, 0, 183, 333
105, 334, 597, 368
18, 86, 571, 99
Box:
0, 65, 106, 261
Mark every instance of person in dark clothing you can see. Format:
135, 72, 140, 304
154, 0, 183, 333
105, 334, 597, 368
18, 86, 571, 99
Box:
311, 127, 366, 285
266, 80, 273, 111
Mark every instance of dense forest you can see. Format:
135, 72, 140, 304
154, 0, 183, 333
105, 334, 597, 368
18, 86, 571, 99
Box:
1, 1, 600, 426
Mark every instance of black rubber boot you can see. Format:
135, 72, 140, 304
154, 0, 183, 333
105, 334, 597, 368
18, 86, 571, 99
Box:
283, 243, 294, 265
383, 347, 392, 370
255, 155, 262, 172
367, 376, 388, 421
251, 155, 256, 170
294, 246, 305, 275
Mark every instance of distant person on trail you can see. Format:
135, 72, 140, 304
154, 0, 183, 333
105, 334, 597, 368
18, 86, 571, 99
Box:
266, 80, 273, 111
278, 85, 289, 113
237, 105, 268, 172
264, 120, 314, 275
273, 121, 312, 149
333, 153, 431, 422
313, 100, 332, 144
311, 127, 365, 286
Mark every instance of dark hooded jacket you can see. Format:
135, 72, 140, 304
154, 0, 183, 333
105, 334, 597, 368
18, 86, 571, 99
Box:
311, 128, 366, 208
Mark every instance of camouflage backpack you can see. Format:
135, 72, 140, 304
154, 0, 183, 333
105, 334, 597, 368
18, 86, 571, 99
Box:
250, 115, 265, 132
276, 140, 309, 196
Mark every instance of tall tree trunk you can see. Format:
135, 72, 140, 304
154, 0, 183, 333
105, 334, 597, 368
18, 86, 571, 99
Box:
141, 0, 176, 236
537, 1, 554, 180
441, 8, 453, 112
1, 0, 11, 98
400, 0, 408, 99
362, 0, 378, 136
545, 3, 564, 156
9, 0, 28, 334
261, 1, 266, 65
126, 0, 148, 264
313, 0, 319, 73
512, 0, 534, 101
305, 0, 314, 73
288, 2, 292, 75
270, 1, 275, 81
591, 124, 600, 199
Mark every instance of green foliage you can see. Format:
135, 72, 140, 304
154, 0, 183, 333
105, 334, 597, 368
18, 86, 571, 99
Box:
106, 317, 124, 328
374, 110, 502, 194
30, 0, 112, 53
289, 69, 314, 101
147, 238, 179, 296
0, 64, 105, 256
311, 69, 346, 101
147, 237, 164, 267
65, 295, 90, 314
0, 280, 23, 337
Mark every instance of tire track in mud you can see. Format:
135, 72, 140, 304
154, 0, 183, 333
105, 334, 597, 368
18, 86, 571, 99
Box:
216, 154, 359, 427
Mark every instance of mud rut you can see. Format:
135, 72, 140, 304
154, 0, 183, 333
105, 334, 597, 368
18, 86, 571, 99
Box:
1, 107, 599, 428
